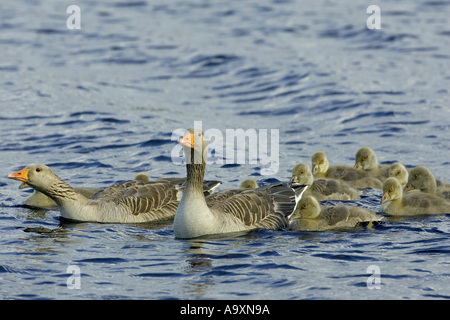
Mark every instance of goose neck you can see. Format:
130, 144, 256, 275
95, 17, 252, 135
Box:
186, 163, 206, 193
39, 179, 89, 207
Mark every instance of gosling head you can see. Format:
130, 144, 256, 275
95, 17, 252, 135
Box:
354, 147, 378, 170
404, 166, 437, 194
290, 163, 313, 185
381, 177, 402, 204
389, 163, 409, 187
295, 195, 321, 219
311, 152, 329, 175
240, 179, 258, 189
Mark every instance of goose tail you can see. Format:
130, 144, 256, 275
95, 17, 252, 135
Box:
289, 183, 308, 219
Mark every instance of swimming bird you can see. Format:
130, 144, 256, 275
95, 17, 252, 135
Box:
173, 128, 308, 239
8, 164, 220, 223
354, 147, 389, 181
311, 151, 382, 189
405, 166, 450, 200
291, 163, 360, 200
289, 195, 382, 231
388, 162, 409, 188
381, 177, 450, 215
239, 179, 259, 189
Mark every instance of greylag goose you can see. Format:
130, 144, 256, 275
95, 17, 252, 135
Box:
8, 164, 220, 223
354, 147, 389, 180
239, 179, 259, 189
388, 162, 409, 188
381, 177, 450, 215
405, 166, 450, 200
289, 195, 382, 231
173, 128, 308, 239
311, 151, 383, 189
291, 163, 360, 200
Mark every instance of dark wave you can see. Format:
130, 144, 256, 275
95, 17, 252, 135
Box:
74, 257, 128, 264
114, 1, 147, 7
341, 111, 412, 124
177, 54, 242, 78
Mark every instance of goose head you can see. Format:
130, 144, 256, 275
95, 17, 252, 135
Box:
295, 195, 321, 219
178, 128, 208, 165
8, 164, 63, 195
404, 166, 437, 194
389, 163, 409, 187
354, 147, 378, 170
311, 152, 329, 175
381, 177, 402, 204
291, 163, 314, 186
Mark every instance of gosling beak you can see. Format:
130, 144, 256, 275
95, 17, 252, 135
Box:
380, 192, 389, 204
354, 162, 361, 169
7, 168, 30, 183
312, 166, 319, 175
404, 182, 413, 192
178, 133, 194, 149
288, 177, 296, 187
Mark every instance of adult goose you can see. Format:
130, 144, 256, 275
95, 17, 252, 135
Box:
289, 195, 382, 231
290, 163, 360, 200
354, 147, 390, 181
173, 128, 308, 239
311, 151, 382, 189
381, 177, 450, 216
8, 164, 220, 223
405, 166, 450, 200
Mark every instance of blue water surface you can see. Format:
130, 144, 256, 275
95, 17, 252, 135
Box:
0, 0, 450, 300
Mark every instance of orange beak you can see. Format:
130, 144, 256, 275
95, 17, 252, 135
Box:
178, 132, 194, 148
7, 168, 29, 183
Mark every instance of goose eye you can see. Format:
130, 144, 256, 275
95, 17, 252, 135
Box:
320, 160, 324, 164
36, 167, 41, 173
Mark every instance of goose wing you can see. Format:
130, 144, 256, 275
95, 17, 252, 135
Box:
209, 183, 307, 229
205, 188, 246, 207
92, 180, 180, 219
92, 178, 221, 201
92, 179, 221, 218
